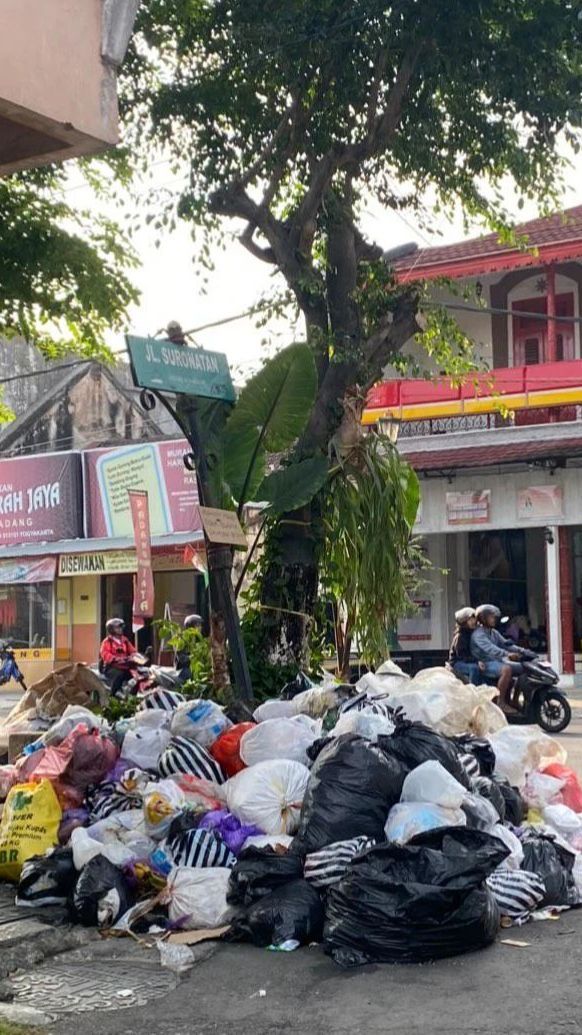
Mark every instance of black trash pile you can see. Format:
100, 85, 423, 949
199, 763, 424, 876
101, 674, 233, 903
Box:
0, 672, 580, 967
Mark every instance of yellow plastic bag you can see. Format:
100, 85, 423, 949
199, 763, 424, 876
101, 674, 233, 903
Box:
0, 779, 62, 881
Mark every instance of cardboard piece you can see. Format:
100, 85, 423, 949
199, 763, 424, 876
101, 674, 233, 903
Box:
167, 925, 231, 946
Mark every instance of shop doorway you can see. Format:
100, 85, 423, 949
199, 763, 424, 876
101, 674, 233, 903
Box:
100, 570, 207, 658
468, 527, 546, 648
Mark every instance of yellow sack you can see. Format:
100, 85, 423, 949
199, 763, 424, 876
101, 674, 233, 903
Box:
0, 780, 61, 881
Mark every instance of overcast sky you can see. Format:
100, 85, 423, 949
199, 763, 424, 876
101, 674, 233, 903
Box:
72, 148, 582, 379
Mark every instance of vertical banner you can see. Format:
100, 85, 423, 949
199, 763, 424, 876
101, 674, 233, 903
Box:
128, 490, 155, 627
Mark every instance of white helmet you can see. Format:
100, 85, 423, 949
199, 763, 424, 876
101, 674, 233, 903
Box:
455, 607, 476, 625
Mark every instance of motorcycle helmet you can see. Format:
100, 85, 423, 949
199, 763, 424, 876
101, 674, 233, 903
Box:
183, 614, 203, 629
475, 604, 501, 623
455, 607, 476, 625
106, 618, 125, 635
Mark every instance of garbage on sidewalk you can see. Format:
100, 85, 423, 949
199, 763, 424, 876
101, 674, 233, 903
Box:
0, 661, 580, 969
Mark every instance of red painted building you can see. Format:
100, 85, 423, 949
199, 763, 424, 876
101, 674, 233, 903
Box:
364, 206, 582, 680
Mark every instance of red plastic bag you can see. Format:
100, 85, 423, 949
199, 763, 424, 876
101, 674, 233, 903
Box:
64, 731, 118, 793
210, 723, 255, 777
29, 725, 89, 783
542, 763, 582, 813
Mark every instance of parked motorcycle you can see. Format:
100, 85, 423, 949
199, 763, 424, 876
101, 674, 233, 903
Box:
0, 641, 27, 691
508, 657, 571, 733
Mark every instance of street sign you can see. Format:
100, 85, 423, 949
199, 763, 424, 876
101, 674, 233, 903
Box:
198, 506, 248, 549
126, 336, 235, 401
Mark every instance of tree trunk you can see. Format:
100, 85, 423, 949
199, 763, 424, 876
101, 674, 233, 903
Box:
209, 609, 229, 693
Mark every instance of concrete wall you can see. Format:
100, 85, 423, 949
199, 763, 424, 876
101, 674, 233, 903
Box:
0, 0, 117, 145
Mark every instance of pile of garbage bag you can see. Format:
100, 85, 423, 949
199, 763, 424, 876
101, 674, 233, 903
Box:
0, 662, 581, 968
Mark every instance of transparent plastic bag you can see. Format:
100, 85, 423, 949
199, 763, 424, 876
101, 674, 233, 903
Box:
385, 802, 466, 844
332, 708, 395, 740
401, 760, 467, 808
170, 699, 231, 749
490, 823, 524, 870
490, 726, 566, 788
523, 771, 565, 809
163, 866, 234, 928
121, 714, 170, 771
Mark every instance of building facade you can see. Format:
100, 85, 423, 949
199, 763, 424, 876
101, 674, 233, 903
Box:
364, 206, 582, 682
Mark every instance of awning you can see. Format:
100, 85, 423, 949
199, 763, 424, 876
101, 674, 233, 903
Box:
0, 530, 204, 561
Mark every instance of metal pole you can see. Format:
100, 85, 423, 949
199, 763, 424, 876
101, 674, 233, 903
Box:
177, 398, 253, 703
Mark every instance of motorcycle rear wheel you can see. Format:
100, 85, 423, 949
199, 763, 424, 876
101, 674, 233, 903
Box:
534, 692, 572, 734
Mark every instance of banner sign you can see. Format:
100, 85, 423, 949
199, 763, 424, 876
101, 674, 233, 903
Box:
0, 557, 56, 584
517, 485, 564, 520
129, 490, 154, 619
398, 599, 432, 642
59, 547, 194, 577
0, 451, 82, 547
446, 490, 491, 526
84, 439, 201, 539
126, 336, 235, 401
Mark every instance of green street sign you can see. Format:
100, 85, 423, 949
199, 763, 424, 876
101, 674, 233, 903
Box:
126, 335, 235, 401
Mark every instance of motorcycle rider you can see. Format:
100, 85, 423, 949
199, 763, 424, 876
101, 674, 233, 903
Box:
99, 618, 137, 695
471, 604, 529, 712
448, 607, 485, 685
176, 613, 203, 683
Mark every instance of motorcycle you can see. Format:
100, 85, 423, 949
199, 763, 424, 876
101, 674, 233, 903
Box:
507, 656, 571, 734
96, 652, 154, 699
0, 641, 27, 690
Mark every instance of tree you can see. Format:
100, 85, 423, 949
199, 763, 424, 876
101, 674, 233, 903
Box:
120, 0, 582, 663
0, 163, 139, 362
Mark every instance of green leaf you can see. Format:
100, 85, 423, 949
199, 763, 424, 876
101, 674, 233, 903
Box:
257, 456, 329, 514
222, 343, 317, 505
400, 465, 421, 528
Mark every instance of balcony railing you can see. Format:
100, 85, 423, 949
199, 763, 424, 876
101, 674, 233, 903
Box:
397, 407, 582, 438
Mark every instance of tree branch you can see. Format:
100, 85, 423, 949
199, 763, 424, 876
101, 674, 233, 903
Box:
363, 292, 420, 378
239, 223, 276, 264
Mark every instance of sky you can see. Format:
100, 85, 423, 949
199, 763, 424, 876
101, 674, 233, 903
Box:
71, 148, 582, 380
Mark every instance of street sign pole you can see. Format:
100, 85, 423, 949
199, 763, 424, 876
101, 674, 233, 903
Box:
126, 335, 253, 705
177, 396, 253, 705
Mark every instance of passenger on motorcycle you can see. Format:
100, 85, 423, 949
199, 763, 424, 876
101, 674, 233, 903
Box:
99, 618, 137, 694
448, 608, 485, 685
471, 604, 529, 712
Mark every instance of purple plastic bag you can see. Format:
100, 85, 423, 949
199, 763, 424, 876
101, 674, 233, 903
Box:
199, 809, 263, 855
59, 806, 90, 844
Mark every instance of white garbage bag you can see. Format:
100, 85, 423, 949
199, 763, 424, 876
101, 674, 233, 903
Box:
543, 804, 582, 847
42, 706, 108, 746
70, 827, 137, 870
253, 699, 297, 723
163, 867, 234, 928
332, 707, 395, 740
385, 667, 506, 737
291, 684, 340, 718
239, 717, 320, 767
170, 699, 231, 749
523, 771, 565, 809
143, 779, 185, 840
121, 710, 171, 770
489, 726, 567, 788
225, 759, 310, 834
356, 659, 410, 698
385, 802, 466, 845
242, 833, 294, 851
401, 760, 467, 809
491, 823, 524, 870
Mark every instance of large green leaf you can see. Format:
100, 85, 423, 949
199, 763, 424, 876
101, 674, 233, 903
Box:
400, 464, 421, 529
256, 456, 329, 514
222, 343, 317, 505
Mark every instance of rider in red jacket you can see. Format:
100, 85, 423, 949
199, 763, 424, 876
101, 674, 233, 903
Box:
99, 618, 136, 693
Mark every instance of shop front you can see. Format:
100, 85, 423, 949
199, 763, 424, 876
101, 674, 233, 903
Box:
398, 468, 582, 680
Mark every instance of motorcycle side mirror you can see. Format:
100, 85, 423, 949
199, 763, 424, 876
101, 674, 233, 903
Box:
500, 616, 510, 625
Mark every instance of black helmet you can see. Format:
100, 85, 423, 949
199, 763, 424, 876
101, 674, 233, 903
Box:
183, 614, 203, 629
476, 604, 501, 622
106, 618, 125, 635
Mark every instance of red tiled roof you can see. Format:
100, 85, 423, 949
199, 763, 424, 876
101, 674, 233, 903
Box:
394, 205, 582, 281
402, 435, 582, 472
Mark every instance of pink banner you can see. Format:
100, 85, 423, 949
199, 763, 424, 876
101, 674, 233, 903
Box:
84, 439, 201, 538
0, 557, 56, 584
129, 490, 154, 620
0, 452, 82, 546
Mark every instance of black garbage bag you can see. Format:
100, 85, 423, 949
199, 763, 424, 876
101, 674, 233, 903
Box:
17, 847, 76, 907
324, 827, 507, 966
520, 832, 576, 907
378, 721, 471, 790
228, 846, 304, 906
280, 672, 314, 701
471, 777, 505, 823
453, 735, 496, 777
73, 856, 135, 928
231, 879, 324, 947
493, 778, 526, 826
292, 735, 407, 857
